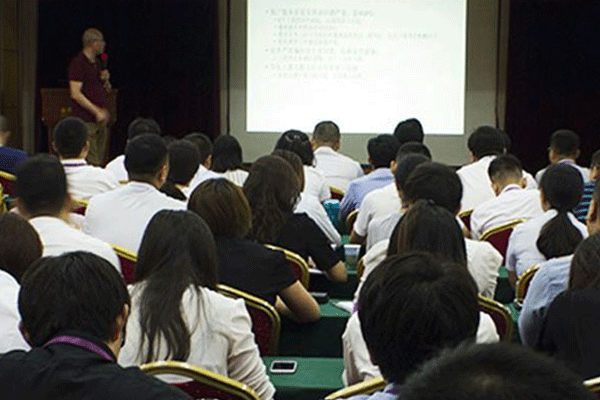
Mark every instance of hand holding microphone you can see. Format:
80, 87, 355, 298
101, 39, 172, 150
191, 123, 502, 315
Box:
98, 53, 112, 92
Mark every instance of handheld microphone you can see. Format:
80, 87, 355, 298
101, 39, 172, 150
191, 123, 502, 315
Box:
98, 53, 108, 70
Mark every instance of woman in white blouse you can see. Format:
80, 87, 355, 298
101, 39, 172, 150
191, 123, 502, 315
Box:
118, 210, 275, 400
211, 135, 248, 187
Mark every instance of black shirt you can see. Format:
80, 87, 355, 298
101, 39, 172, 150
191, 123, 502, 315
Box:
275, 213, 340, 272
216, 236, 297, 304
0, 332, 191, 400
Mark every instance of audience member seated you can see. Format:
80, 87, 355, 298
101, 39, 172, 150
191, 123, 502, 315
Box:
344, 252, 480, 398
536, 129, 590, 184
53, 117, 119, 200
574, 149, 600, 222
16, 154, 119, 269
0, 251, 192, 399
506, 164, 587, 286
182, 132, 221, 197
392, 118, 424, 145
105, 117, 161, 182
357, 162, 502, 300
0, 115, 27, 174
470, 154, 543, 239
339, 134, 400, 220
211, 135, 248, 186
537, 233, 600, 379
274, 149, 342, 247
243, 155, 347, 282
118, 210, 275, 399
343, 203, 499, 386
275, 129, 330, 202
84, 134, 185, 253
350, 142, 431, 246
311, 120, 363, 191
189, 178, 320, 322
0, 213, 42, 352
159, 139, 200, 201
401, 342, 595, 400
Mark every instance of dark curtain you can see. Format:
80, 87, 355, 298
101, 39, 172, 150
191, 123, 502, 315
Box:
505, 0, 600, 173
37, 0, 219, 158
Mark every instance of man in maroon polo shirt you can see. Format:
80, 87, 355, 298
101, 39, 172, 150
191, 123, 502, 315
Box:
68, 28, 111, 166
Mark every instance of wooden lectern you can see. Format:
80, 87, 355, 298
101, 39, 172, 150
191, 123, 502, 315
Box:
40, 88, 117, 161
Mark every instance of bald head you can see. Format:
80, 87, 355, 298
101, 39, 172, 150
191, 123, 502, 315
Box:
82, 28, 103, 48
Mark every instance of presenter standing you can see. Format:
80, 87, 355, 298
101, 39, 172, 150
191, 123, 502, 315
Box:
68, 28, 111, 166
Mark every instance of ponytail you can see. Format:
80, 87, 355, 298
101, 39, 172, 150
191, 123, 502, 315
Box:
160, 180, 187, 201
536, 211, 583, 259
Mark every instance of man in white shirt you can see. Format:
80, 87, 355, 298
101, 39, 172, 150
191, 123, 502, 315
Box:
311, 121, 363, 192
457, 126, 537, 212
53, 117, 118, 200
182, 132, 221, 197
536, 129, 590, 184
471, 154, 544, 239
105, 117, 162, 182
84, 134, 186, 253
15, 154, 120, 270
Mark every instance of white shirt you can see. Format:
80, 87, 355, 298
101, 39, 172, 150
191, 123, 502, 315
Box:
303, 165, 330, 202
366, 211, 403, 251
341, 309, 499, 386
295, 193, 342, 247
84, 181, 186, 253
457, 156, 537, 212
183, 165, 222, 198
61, 159, 119, 200
119, 285, 275, 400
0, 271, 29, 352
470, 185, 544, 240
535, 160, 590, 184
104, 154, 128, 182
313, 146, 363, 192
506, 209, 588, 279
352, 183, 401, 238
221, 169, 249, 187
29, 216, 120, 270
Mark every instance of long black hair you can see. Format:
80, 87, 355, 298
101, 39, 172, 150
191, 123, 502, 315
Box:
212, 135, 244, 173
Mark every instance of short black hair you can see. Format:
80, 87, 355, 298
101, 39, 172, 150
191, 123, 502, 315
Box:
591, 149, 600, 168
394, 154, 430, 191
403, 162, 463, 214
15, 154, 67, 217
550, 129, 580, 157
19, 251, 130, 346
313, 121, 341, 144
358, 252, 478, 384
212, 135, 243, 173
401, 343, 595, 400
124, 133, 168, 179
467, 126, 505, 158
487, 154, 523, 182
393, 118, 424, 144
53, 117, 88, 158
274, 130, 314, 166
127, 117, 161, 141
367, 134, 400, 168
166, 140, 200, 185
395, 142, 432, 162
184, 132, 213, 164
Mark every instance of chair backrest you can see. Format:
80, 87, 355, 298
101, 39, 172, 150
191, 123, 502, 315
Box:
346, 209, 359, 233
329, 186, 345, 201
217, 284, 281, 356
325, 376, 386, 400
111, 244, 137, 284
71, 198, 89, 215
480, 219, 525, 261
458, 209, 474, 231
478, 295, 514, 341
0, 183, 6, 214
356, 256, 365, 281
585, 375, 600, 399
264, 244, 310, 288
0, 170, 16, 197
515, 264, 541, 308
141, 360, 261, 400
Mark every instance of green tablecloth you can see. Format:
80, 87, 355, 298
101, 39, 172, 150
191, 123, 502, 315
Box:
494, 266, 515, 304
280, 300, 351, 357
263, 357, 344, 400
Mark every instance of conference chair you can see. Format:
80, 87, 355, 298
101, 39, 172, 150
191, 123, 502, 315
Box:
515, 264, 541, 309
585, 375, 600, 400
71, 198, 89, 215
111, 244, 137, 284
217, 284, 281, 356
480, 219, 526, 261
324, 376, 386, 400
458, 209, 473, 231
264, 244, 310, 288
356, 256, 365, 281
477, 295, 514, 341
141, 361, 261, 400
345, 209, 359, 234
0, 170, 16, 197
329, 186, 345, 201
0, 184, 6, 214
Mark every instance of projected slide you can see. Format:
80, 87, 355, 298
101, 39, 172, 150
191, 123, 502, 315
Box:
247, 0, 467, 135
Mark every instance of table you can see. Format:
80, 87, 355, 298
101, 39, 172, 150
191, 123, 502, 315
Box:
494, 266, 515, 304
280, 299, 351, 357
263, 356, 344, 400
310, 270, 358, 300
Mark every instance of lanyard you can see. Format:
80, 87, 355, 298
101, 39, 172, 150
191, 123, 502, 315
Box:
62, 162, 87, 168
44, 335, 115, 362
